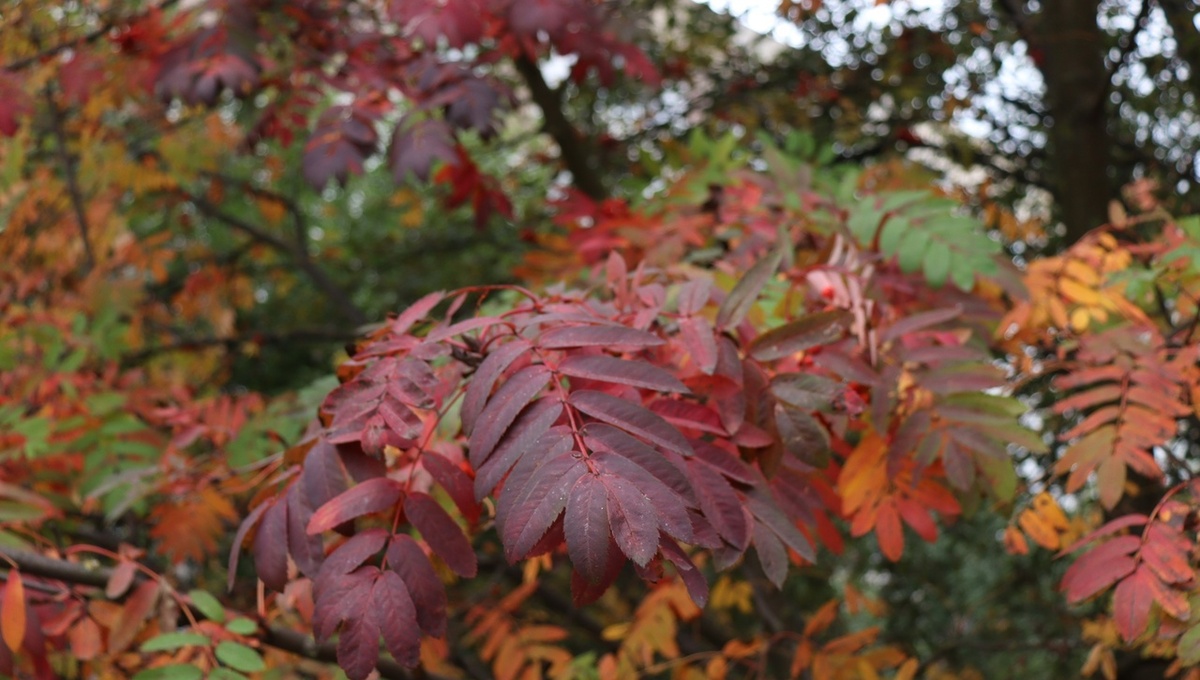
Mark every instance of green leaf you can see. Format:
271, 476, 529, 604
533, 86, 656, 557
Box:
140, 631, 211, 652
224, 617, 258, 635
897, 230, 929, 273
848, 208, 883, 243
949, 257, 977, 291
188, 589, 225, 623
132, 665, 203, 680
208, 668, 250, 680
976, 453, 1017, 502
1179, 624, 1200, 665
215, 641, 266, 673
923, 240, 951, 287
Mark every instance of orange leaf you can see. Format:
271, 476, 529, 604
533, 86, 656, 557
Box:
1, 571, 25, 653
1017, 509, 1060, 550
68, 617, 102, 660
1003, 525, 1029, 555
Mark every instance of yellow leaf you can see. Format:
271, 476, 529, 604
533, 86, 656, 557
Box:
1017, 508, 1060, 550
1032, 492, 1069, 530
895, 658, 919, 680
602, 623, 629, 642
2, 570, 25, 652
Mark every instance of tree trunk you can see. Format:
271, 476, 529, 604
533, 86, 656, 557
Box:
1037, 0, 1112, 244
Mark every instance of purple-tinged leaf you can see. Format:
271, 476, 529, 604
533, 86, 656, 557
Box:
677, 279, 712, 316
749, 310, 852, 361
253, 499, 289, 591
880, 306, 963, 343
774, 404, 831, 467
390, 291, 446, 336
372, 570, 421, 668
716, 247, 783, 331
558, 355, 689, 393
538, 325, 665, 350
422, 451, 480, 522
570, 390, 693, 457
461, 339, 531, 436
475, 403, 567, 500
1061, 515, 1149, 556
337, 604, 381, 680
585, 425, 694, 503
1061, 536, 1141, 602
228, 500, 271, 592
570, 537, 625, 607
286, 482, 326, 578
811, 348, 878, 385
649, 399, 726, 435
506, 460, 587, 562
301, 437, 352, 508
340, 444, 388, 483
752, 520, 788, 587
378, 398, 423, 441
693, 441, 756, 484
660, 537, 709, 607
603, 475, 660, 566
566, 474, 614, 584
308, 478, 403, 535
591, 450, 694, 543
468, 364, 551, 465
745, 482, 815, 562
688, 460, 749, 549
315, 530, 389, 594
387, 535, 447, 637
390, 116, 457, 182
497, 446, 582, 548
770, 374, 844, 412
404, 492, 477, 577
314, 565, 375, 641
678, 317, 718, 375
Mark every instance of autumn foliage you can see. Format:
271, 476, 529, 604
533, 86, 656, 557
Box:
3, 1, 1200, 680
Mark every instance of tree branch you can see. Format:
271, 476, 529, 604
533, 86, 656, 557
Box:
3, 0, 182, 72
0, 547, 428, 680
120, 327, 359, 366
512, 54, 608, 200
183, 191, 369, 326
42, 84, 96, 272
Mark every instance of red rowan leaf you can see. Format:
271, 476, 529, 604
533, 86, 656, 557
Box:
589, 449, 694, 537
108, 581, 159, 653
538, 325, 665, 349
774, 404, 831, 466
1061, 536, 1139, 602
386, 534, 447, 637
558, 355, 689, 393
253, 498, 289, 591
390, 290, 446, 336
314, 566, 375, 642
468, 364, 552, 466
896, 497, 938, 542
649, 399, 726, 435
688, 459, 750, 549
391, 0, 485, 48
875, 499, 904, 561
337, 598, 382, 680
308, 478, 404, 535
602, 474, 660, 566
749, 310, 851, 361
404, 492, 477, 577
494, 432, 578, 539
505, 457, 586, 562
570, 390, 693, 457
300, 437, 353, 506
771, 374, 844, 412
1113, 568, 1155, 642
390, 116, 458, 182
316, 530, 390, 591
585, 424, 694, 503
752, 520, 788, 587
745, 482, 816, 562
422, 451, 480, 523
372, 570, 421, 667
693, 441, 756, 485
228, 499, 271, 591
678, 279, 712, 316
475, 404, 567, 500
566, 474, 614, 584
1142, 527, 1194, 585
461, 339, 531, 437
717, 247, 783, 330
660, 537, 709, 607
106, 561, 138, 599
678, 317, 718, 374
287, 482, 327, 578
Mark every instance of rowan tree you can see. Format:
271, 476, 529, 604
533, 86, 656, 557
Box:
1, 2, 1199, 680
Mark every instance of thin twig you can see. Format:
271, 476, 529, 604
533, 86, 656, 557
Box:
42, 86, 96, 272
